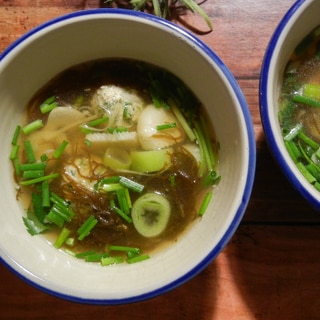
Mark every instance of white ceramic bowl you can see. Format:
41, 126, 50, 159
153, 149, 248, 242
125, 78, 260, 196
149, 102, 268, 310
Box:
0, 9, 255, 304
260, 0, 320, 209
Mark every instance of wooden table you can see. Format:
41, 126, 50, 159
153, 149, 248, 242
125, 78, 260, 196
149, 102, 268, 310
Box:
2, 1, 320, 319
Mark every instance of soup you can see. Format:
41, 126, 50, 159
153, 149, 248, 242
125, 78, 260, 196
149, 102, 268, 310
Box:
10, 59, 220, 265
279, 26, 320, 192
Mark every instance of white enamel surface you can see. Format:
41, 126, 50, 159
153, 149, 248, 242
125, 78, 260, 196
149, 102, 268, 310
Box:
261, 0, 320, 209
0, 10, 255, 303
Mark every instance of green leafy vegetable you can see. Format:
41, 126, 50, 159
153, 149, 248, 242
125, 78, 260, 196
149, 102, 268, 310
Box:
54, 227, 71, 248
23, 210, 48, 236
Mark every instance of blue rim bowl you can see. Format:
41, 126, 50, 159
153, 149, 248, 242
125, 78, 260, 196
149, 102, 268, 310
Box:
260, 0, 320, 210
0, 9, 256, 304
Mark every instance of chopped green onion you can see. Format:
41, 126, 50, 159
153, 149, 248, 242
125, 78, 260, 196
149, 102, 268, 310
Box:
127, 254, 150, 264
131, 193, 170, 237
199, 116, 217, 168
297, 131, 319, 150
293, 94, 320, 108
50, 204, 73, 223
53, 140, 68, 159
22, 119, 44, 135
50, 192, 70, 208
41, 153, 49, 162
108, 245, 141, 254
11, 125, 21, 145
40, 96, 57, 114
31, 192, 47, 223
85, 252, 110, 262
112, 205, 133, 223
169, 174, 176, 186
101, 256, 124, 266
54, 227, 71, 248
100, 182, 123, 193
284, 140, 301, 163
119, 176, 144, 193
284, 124, 303, 141
130, 149, 171, 173
13, 158, 21, 176
126, 251, 140, 259
124, 187, 132, 209
201, 170, 221, 187
199, 191, 213, 216
22, 170, 44, 180
86, 117, 108, 127
194, 119, 216, 173
169, 99, 196, 141
156, 122, 177, 131
100, 176, 121, 184
80, 117, 109, 133
65, 238, 75, 246
75, 250, 97, 259
41, 181, 50, 207
306, 163, 320, 181
20, 162, 47, 171
77, 215, 98, 240
24, 140, 36, 163
296, 162, 317, 184
116, 187, 130, 214
10, 144, 20, 160
45, 209, 65, 227
19, 173, 59, 186
303, 83, 320, 100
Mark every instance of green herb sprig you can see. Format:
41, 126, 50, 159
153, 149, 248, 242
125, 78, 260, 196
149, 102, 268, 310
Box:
103, 0, 212, 30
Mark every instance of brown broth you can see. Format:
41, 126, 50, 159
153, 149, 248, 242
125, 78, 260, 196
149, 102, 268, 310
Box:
15, 58, 219, 257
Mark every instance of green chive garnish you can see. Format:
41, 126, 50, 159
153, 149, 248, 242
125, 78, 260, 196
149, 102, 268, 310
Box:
108, 245, 141, 254
127, 254, 150, 264
101, 256, 124, 266
40, 96, 57, 114
54, 227, 71, 248
24, 140, 36, 163
199, 191, 213, 216
22, 119, 44, 135
11, 125, 21, 145
156, 122, 177, 131
119, 176, 144, 193
53, 140, 68, 159
77, 215, 98, 240
19, 173, 59, 186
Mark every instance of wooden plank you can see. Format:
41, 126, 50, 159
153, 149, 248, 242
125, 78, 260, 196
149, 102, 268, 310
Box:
2, 1, 320, 319
1, 225, 320, 319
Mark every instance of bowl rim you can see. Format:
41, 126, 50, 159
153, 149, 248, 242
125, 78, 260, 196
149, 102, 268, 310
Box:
0, 8, 256, 304
259, 0, 320, 209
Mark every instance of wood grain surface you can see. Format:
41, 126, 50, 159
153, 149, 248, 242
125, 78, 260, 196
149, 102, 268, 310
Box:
1, 1, 320, 319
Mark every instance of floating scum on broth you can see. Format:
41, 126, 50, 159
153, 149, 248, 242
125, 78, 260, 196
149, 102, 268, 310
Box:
279, 25, 320, 192
10, 58, 220, 265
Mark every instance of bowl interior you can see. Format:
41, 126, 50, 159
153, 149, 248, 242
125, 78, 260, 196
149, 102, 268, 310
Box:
260, 0, 320, 208
0, 10, 255, 303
